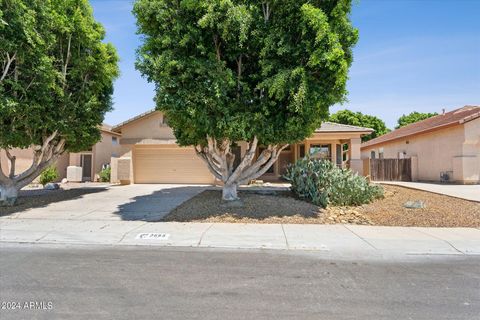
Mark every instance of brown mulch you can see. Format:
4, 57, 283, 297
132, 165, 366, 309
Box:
164, 185, 480, 227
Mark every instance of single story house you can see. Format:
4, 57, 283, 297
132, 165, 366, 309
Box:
0, 125, 121, 182
110, 110, 373, 184
361, 106, 480, 184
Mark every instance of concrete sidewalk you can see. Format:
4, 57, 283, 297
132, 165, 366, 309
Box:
379, 181, 480, 202
1, 217, 479, 257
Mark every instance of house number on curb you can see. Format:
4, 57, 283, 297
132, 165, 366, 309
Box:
136, 233, 170, 240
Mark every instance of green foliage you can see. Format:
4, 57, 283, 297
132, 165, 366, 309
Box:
0, 0, 119, 151
329, 110, 389, 141
134, 0, 358, 147
39, 166, 58, 185
284, 158, 384, 207
395, 111, 438, 129
99, 167, 111, 182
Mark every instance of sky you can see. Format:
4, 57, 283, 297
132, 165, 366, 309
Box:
91, 0, 480, 129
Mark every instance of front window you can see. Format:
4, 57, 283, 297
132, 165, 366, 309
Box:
298, 144, 305, 158
309, 144, 331, 160
112, 136, 118, 145
161, 115, 168, 126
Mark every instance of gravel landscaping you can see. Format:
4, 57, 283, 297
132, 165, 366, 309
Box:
164, 185, 480, 227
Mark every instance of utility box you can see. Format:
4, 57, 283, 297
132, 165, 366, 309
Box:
67, 166, 82, 182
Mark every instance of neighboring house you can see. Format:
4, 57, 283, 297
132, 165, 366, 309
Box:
0, 124, 121, 182
110, 110, 373, 184
361, 106, 480, 184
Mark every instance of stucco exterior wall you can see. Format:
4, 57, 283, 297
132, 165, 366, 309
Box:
361, 123, 479, 183
92, 131, 122, 180
1, 148, 36, 178
55, 153, 70, 180
119, 112, 174, 141
1, 148, 69, 182
457, 118, 480, 183
69, 130, 121, 181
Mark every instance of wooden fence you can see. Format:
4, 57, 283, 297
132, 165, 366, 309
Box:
365, 158, 412, 181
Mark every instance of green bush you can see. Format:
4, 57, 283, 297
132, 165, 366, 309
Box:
284, 158, 383, 207
39, 166, 59, 186
99, 167, 111, 182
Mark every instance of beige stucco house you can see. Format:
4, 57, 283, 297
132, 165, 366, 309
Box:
0, 125, 121, 182
110, 110, 373, 184
361, 106, 480, 184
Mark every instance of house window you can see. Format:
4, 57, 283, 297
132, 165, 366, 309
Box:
379, 147, 384, 159
336, 144, 342, 166
160, 115, 168, 126
298, 144, 305, 158
370, 150, 376, 159
112, 136, 118, 145
309, 144, 331, 160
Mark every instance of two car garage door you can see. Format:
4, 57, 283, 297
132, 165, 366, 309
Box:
133, 146, 215, 184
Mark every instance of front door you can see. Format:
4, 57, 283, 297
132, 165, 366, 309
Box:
81, 154, 92, 181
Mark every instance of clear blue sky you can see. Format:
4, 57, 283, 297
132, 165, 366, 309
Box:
91, 0, 480, 129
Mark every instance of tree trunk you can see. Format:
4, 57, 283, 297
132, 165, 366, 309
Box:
222, 183, 238, 201
195, 136, 288, 201
0, 184, 19, 206
0, 133, 65, 206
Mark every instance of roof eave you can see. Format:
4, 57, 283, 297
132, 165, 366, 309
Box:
112, 109, 158, 132
313, 129, 374, 134
361, 121, 461, 150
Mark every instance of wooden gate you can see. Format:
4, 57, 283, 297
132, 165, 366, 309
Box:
368, 158, 412, 181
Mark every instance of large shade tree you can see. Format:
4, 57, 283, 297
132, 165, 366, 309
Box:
0, 0, 119, 205
329, 109, 389, 141
134, 0, 358, 200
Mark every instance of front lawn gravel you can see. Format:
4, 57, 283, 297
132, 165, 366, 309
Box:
164, 185, 480, 227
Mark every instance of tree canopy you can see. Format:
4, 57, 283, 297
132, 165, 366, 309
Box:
0, 0, 119, 151
329, 109, 389, 141
134, 0, 358, 200
395, 111, 438, 129
0, 0, 119, 204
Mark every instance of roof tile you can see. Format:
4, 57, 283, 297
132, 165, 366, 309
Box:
361, 106, 480, 149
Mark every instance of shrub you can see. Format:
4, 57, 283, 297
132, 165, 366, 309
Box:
39, 166, 59, 186
99, 167, 111, 182
284, 158, 383, 207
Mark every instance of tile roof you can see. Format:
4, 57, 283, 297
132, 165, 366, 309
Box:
112, 111, 374, 135
100, 123, 121, 136
361, 105, 480, 149
112, 109, 157, 132
315, 122, 374, 133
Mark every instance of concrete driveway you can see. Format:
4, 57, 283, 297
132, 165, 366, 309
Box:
379, 181, 480, 202
8, 184, 208, 222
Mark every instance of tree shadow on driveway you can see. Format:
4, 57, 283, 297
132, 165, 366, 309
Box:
0, 187, 109, 217
113, 185, 209, 222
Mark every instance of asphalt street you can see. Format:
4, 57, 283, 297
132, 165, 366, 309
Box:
0, 244, 479, 320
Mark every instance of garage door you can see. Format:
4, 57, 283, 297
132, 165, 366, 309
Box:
133, 146, 215, 184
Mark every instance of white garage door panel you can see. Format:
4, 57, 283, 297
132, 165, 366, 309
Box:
134, 147, 214, 184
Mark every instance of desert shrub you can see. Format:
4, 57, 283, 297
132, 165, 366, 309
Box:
284, 158, 383, 207
39, 166, 59, 186
99, 167, 111, 182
